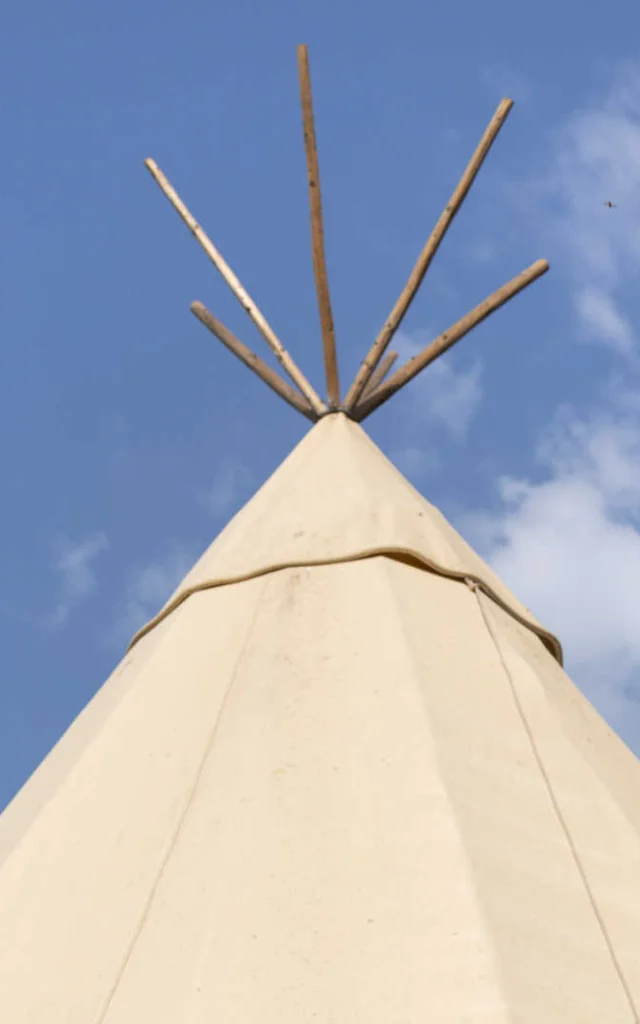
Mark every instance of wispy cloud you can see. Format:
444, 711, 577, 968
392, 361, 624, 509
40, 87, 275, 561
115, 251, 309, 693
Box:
391, 444, 440, 483
394, 331, 483, 439
466, 240, 497, 265
575, 286, 634, 353
201, 459, 252, 517
115, 544, 195, 643
49, 533, 109, 629
110, 458, 252, 646
534, 64, 640, 357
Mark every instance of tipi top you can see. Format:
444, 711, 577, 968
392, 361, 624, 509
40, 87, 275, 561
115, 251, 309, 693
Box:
135, 47, 555, 656
131, 413, 561, 663
135, 44, 555, 658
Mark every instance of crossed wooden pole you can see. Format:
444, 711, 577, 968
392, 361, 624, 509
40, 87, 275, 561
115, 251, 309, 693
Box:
146, 45, 548, 424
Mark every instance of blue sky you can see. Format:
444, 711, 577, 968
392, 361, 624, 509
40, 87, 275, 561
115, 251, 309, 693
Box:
2, 0, 640, 810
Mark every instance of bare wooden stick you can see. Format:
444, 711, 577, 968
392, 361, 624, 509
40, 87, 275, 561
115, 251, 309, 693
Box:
145, 158, 327, 416
344, 97, 514, 412
297, 44, 340, 408
353, 258, 549, 422
191, 301, 316, 421
361, 350, 399, 399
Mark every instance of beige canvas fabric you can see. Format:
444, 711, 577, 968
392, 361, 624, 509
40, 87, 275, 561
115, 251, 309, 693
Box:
130, 414, 561, 660
0, 415, 639, 1022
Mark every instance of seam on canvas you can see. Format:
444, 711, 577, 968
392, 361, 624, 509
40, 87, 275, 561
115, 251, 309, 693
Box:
466, 578, 639, 1022
92, 576, 269, 1023
127, 550, 562, 665
379, 558, 519, 1020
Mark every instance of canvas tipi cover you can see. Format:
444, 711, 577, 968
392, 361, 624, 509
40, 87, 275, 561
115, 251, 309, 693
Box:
1, 46, 639, 1023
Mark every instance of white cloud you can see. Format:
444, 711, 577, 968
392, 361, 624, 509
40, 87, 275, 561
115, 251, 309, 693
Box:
537, 65, 640, 355
391, 444, 440, 482
394, 331, 483, 438
111, 458, 252, 645
468, 400, 640, 742
50, 533, 109, 628
575, 286, 633, 353
202, 459, 252, 517
466, 240, 497, 265
115, 544, 195, 642
423, 359, 483, 436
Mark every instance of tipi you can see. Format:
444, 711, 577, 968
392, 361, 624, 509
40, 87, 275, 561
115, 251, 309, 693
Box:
1, 46, 639, 1024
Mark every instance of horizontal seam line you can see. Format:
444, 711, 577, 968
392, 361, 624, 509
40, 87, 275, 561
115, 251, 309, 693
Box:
127, 549, 562, 665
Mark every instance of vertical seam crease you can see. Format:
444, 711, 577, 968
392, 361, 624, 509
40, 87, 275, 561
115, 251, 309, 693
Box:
93, 577, 269, 1023
465, 578, 639, 1022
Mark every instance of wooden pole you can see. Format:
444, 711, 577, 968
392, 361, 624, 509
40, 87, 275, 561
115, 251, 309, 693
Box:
360, 350, 398, 399
191, 302, 316, 421
145, 158, 327, 416
353, 258, 549, 421
343, 97, 514, 413
297, 44, 340, 408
